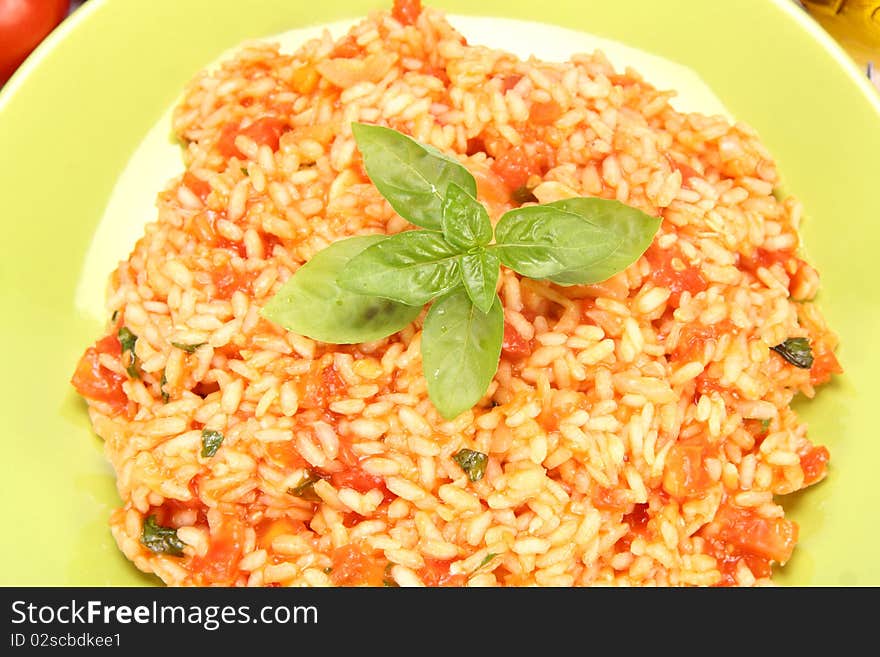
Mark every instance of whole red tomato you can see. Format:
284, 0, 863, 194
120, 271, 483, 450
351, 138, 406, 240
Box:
0, 0, 71, 85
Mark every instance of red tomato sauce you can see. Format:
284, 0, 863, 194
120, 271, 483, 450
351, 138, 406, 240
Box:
217, 117, 289, 159
190, 518, 245, 585
490, 142, 554, 193
211, 263, 256, 298
671, 319, 734, 363
645, 242, 708, 307
70, 334, 128, 413
182, 171, 211, 201
591, 486, 632, 514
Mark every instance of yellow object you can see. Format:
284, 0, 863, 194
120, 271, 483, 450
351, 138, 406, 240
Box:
802, 0, 880, 68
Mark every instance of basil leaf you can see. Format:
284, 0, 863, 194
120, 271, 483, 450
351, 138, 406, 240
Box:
337, 230, 463, 306
261, 235, 421, 344
352, 122, 477, 230
771, 337, 814, 369
452, 448, 489, 482
422, 288, 503, 419
171, 341, 206, 354
118, 326, 140, 379
441, 182, 492, 250
492, 198, 660, 285
287, 471, 323, 502
544, 198, 661, 285
477, 552, 498, 570
200, 429, 224, 458
141, 515, 185, 557
460, 250, 500, 314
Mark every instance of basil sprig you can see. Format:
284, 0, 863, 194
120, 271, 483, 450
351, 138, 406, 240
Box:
262, 123, 661, 419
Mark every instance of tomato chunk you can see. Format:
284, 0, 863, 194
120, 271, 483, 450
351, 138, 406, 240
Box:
671, 320, 734, 363
391, 0, 422, 25
330, 467, 385, 495
491, 143, 553, 193
501, 321, 531, 359
330, 544, 386, 586
799, 445, 830, 486
190, 518, 245, 585
419, 558, 467, 587
662, 437, 715, 499
182, 171, 211, 201
70, 334, 128, 412
211, 263, 255, 298
810, 346, 842, 386
645, 242, 707, 307
216, 117, 288, 159
712, 503, 798, 565
529, 99, 563, 125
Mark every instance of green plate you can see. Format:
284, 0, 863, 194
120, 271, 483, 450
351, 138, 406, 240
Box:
1, 0, 878, 586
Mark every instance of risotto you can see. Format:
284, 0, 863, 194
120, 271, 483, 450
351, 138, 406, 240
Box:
71, 0, 841, 587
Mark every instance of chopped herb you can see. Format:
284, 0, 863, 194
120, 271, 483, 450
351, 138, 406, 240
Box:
511, 185, 537, 205
760, 418, 771, 433
111, 310, 119, 322
200, 429, 224, 458
171, 341, 206, 354
140, 515, 185, 556
240, 166, 249, 176
261, 124, 660, 419
323, 566, 333, 575
287, 471, 322, 501
452, 448, 488, 482
117, 327, 140, 379
476, 552, 498, 571
160, 371, 170, 403
771, 337, 814, 369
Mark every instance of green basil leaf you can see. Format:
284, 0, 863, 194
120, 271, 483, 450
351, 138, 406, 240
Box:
476, 552, 498, 571
171, 341, 206, 354
352, 122, 477, 230
117, 326, 140, 379
441, 182, 492, 250
544, 198, 661, 285
492, 198, 661, 285
452, 448, 489, 482
460, 250, 500, 314
287, 471, 323, 502
422, 288, 503, 419
261, 235, 421, 344
200, 429, 224, 458
337, 230, 463, 306
771, 337, 814, 369
141, 515, 185, 557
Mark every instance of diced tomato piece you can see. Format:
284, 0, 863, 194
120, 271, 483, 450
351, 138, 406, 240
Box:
419, 558, 467, 587
290, 65, 319, 94
492, 145, 532, 191
501, 321, 531, 359
810, 347, 842, 386
300, 363, 347, 409
799, 445, 830, 486
330, 543, 386, 586
623, 503, 651, 532
500, 74, 522, 92
466, 136, 486, 156
190, 518, 245, 585
182, 171, 211, 201
671, 320, 734, 363
712, 503, 798, 565
529, 99, 563, 125
70, 334, 128, 412
391, 0, 422, 25
662, 437, 715, 499
216, 117, 288, 159
330, 467, 385, 495
330, 36, 361, 58
644, 242, 708, 307
265, 441, 309, 470
255, 517, 306, 550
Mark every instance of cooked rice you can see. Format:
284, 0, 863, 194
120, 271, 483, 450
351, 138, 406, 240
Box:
73, 1, 840, 587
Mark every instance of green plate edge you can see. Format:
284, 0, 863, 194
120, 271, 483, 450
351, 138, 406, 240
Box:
0, 0, 878, 585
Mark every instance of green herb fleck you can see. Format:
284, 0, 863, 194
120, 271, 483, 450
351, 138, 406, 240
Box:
117, 327, 140, 379
760, 418, 771, 433
141, 515, 185, 556
160, 371, 170, 403
111, 310, 119, 322
200, 429, 224, 458
511, 185, 537, 205
452, 448, 489, 482
477, 552, 498, 571
261, 124, 661, 419
771, 337, 814, 369
171, 341, 207, 354
287, 471, 322, 502
382, 562, 399, 587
